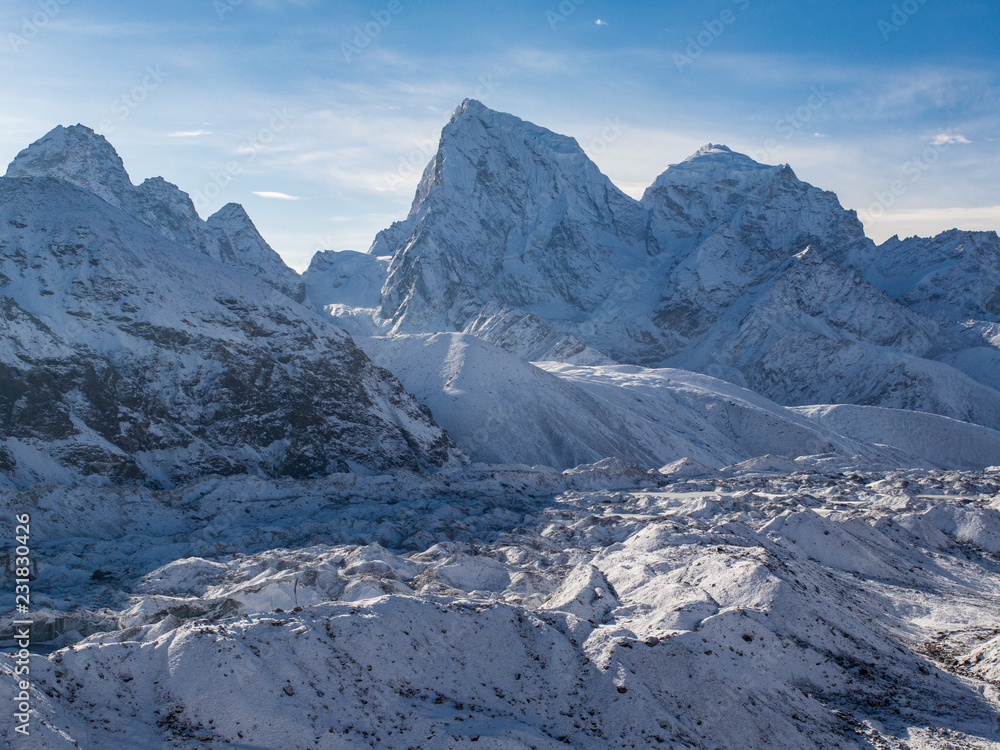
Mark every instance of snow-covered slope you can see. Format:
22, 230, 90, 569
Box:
863, 230, 1000, 323
356, 332, 1000, 470
0, 129, 458, 487
360, 332, 783, 469
301, 249, 389, 337
793, 403, 1000, 470
855, 229, 1000, 395
307, 101, 1000, 433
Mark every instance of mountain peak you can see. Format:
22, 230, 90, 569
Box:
207, 201, 307, 303
681, 143, 768, 169
644, 144, 787, 199
693, 143, 734, 156
5, 124, 136, 210
209, 202, 253, 224
453, 98, 492, 120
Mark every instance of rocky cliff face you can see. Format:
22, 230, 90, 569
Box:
0, 126, 458, 488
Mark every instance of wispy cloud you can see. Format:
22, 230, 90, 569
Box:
169, 130, 212, 138
253, 191, 301, 200
930, 133, 972, 146
595, 19, 608, 26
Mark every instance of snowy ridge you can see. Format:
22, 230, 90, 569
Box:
307, 100, 1000, 434
792, 403, 1000, 470
5, 125, 304, 301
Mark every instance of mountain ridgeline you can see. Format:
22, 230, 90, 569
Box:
307, 99, 1000, 434
3, 102, 1000, 488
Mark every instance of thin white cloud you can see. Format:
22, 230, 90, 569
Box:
595, 19, 608, 26
253, 191, 302, 200
876, 206, 1000, 223
930, 133, 972, 146
169, 130, 212, 138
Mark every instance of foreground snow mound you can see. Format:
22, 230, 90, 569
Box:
3, 467, 1000, 748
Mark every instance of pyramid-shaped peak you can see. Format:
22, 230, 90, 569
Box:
454, 98, 492, 119
209, 202, 253, 224
442, 99, 584, 158
5, 124, 136, 210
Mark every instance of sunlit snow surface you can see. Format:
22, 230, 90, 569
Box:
3, 460, 1000, 749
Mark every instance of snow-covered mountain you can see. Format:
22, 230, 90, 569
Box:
0, 126, 457, 487
7, 125, 306, 303
370, 99, 650, 334
862, 229, 1000, 324
308, 100, 1000, 431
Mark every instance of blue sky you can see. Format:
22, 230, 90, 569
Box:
1, 0, 997, 270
